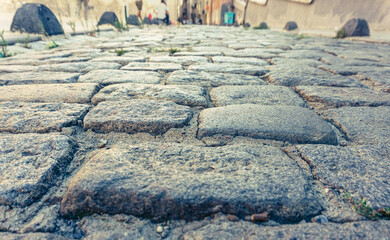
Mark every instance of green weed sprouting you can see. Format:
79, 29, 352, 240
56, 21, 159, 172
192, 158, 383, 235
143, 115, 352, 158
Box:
0, 30, 11, 58
114, 20, 128, 31
114, 48, 128, 56
342, 191, 390, 220
336, 28, 347, 38
46, 40, 59, 49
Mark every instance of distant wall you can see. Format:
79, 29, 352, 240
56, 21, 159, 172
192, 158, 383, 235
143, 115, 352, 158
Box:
234, 0, 390, 31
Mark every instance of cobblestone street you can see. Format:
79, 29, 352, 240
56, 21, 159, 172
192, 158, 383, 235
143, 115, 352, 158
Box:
1, 25, 390, 239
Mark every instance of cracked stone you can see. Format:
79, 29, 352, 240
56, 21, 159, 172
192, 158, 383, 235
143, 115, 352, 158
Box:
297, 144, 390, 209
323, 106, 390, 144
0, 102, 90, 133
0, 133, 75, 207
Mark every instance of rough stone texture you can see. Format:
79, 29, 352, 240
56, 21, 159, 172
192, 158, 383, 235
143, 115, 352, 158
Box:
198, 105, 337, 144
0, 232, 70, 240
189, 63, 269, 76
60, 143, 324, 222
92, 83, 207, 107
210, 85, 306, 107
174, 218, 390, 240
97, 11, 119, 26
211, 56, 269, 66
84, 100, 192, 134
10, 3, 64, 35
296, 86, 390, 109
0, 134, 75, 206
167, 70, 266, 87
297, 144, 390, 209
0, 72, 80, 86
89, 56, 146, 65
149, 56, 208, 65
0, 102, 90, 133
342, 18, 370, 37
79, 214, 158, 240
323, 106, 390, 145
0, 83, 99, 103
0, 65, 36, 73
36, 62, 121, 73
173, 51, 223, 57
127, 14, 141, 26
78, 70, 162, 85
266, 65, 362, 87
121, 62, 182, 72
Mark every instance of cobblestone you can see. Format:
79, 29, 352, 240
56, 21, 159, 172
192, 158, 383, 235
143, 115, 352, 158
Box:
1, 25, 389, 238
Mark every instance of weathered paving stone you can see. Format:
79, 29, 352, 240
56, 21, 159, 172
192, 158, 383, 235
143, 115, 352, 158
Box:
0, 102, 90, 133
0, 83, 99, 104
323, 106, 390, 144
84, 100, 192, 134
211, 85, 306, 107
198, 105, 337, 144
92, 83, 207, 107
189, 63, 269, 76
60, 143, 324, 222
296, 144, 390, 209
295, 86, 390, 109
0, 133, 75, 206
89, 56, 146, 65
173, 51, 223, 57
174, 219, 390, 240
224, 49, 279, 59
121, 62, 183, 72
149, 56, 209, 65
0, 232, 71, 240
36, 62, 121, 73
0, 72, 80, 86
211, 56, 268, 66
266, 65, 362, 87
0, 65, 37, 73
78, 70, 162, 85
167, 70, 267, 87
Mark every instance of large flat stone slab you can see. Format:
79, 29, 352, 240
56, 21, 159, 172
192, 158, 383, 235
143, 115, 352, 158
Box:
0, 232, 70, 240
296, 86, 390, 110
0, 65, 36, 73
323, 106, 390, 144
198, 105, 337, 144
84, 100, 192, 134
0, 72, 80, 86
78, 70, 162, 85
0, 102, 90, 133
211, 85, 306, 107
92, 83, 207, 107
121, 62, 182, 72
189, 63, 269, 76
0, 133, 75, 206
296, 144, 390, 209
0, 83, 99, 104
167, 70, 266, 87
36, 62, 121, 73
173, 51, 223, 57
60, 143, 324, 222
175, 219, 390, 240
149, 56, 208, 65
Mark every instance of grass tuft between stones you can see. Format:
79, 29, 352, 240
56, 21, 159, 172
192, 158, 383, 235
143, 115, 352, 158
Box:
342, 191, 390, 220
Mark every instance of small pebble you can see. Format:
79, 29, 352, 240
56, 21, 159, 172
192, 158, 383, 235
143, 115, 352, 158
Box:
227, 214, 239, 222
244, 215, 251, 221
157, 226, 164, 233
251, 212, 269, 222
161, 230, 169, 238
311, 215, 329, 224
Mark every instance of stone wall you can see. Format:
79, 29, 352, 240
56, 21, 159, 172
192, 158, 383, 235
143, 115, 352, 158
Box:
234, 0, 390, 31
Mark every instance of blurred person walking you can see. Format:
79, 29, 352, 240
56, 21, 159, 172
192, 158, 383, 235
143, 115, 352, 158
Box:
135, 0, 143, 19
77, 0, 89, 20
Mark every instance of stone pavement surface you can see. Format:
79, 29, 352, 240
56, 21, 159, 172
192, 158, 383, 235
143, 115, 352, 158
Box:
0, 26, 389, 239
